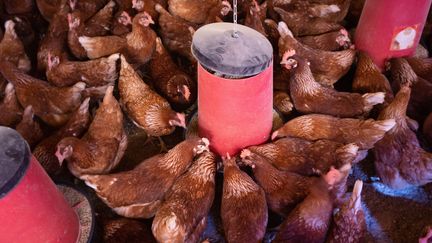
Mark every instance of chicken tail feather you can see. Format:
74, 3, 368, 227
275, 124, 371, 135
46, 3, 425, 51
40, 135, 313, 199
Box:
5, 82, 14, 95
155, 4, 167, 14
103, 85, 115, 104
106, 53, 120, 82
349, 180, 363, 213
79, 36, 123, 59
82, 175, 100, 190
79, 98, 91, 113
277, 21, 293, 38
4, 20, 17, 38
363, 92, 385, 110
72, 81, 86, 91
22, 105, 34, 121
374, 119, 396, 132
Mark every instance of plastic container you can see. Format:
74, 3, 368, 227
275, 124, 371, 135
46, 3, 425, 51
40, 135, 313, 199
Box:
0, 127, 80, 243
192, 23, 273, 156
355, 0, 432, 70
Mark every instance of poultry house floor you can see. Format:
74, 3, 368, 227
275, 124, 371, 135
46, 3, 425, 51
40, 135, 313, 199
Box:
64, 121, 432, 243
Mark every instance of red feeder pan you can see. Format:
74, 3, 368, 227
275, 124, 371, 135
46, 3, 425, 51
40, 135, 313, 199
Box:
355, 0, 432, 70
192, 23, 273, 156
0, 127, 80, 243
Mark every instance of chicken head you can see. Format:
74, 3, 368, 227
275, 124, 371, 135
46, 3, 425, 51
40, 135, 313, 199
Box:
67, 13, 80, 30
280, 49, 298, 69
118, 11, 133, 26
137, 12, 155, 27
47, 52, 60, 70
193, 137, 210, 156
55, 138, 75, 166
132, 0, 144, 11
221, 0, 232, 16
335, 28, 352, 49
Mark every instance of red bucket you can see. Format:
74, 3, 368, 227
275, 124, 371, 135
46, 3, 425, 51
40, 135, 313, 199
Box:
0, 127, 80, 243
192, 23, 273, 156
355, 0, 432, 70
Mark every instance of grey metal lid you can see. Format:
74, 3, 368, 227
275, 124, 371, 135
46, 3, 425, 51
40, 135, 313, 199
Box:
0, 126, 30, 198
192, 22, 273, 77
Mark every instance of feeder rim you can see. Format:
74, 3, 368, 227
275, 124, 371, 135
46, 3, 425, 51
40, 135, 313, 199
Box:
0, 127, 30, 199
191, 22, 273, 77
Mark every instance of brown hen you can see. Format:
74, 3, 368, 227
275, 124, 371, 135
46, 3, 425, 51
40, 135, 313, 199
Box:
82, 138, 210, 218
79, 11, 156, 67
405, 57, 432, 82
391, 58, 432, 123
67, 0, 115, 59
248, 137, 363, 176
284, 52, 384, 118
152, 152, 216, 242
0, 20, 31, 72
278, 21, 355, 87
0, 83, 23, 127
298, 28, 352, 51
374, 83, 432, 189
244, 0, 267, 36
156, 4, 197, 63
33, 98, 91, 175
241, 148, 354, 217
167, 0, 231, 24
15, 106, 44, 148
37, 0, 69, 72
352, 51, 394, 109
46, 53, 119, 87
119, 56, 186, 137
240, 148, 312, 216
273, 166, 348, 243
150, 38, 196, 111
55, 86, 126, 178
327, 180, 366, 243
275, 6, 342, 37
272, 114, 396, 150
221, 155, 268, 243
0, 61, 85, 127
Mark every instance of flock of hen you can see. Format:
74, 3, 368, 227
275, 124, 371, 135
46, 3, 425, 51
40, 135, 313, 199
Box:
0, 0, 432, 242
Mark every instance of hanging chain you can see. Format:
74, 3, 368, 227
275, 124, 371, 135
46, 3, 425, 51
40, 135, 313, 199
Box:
232, 0, 239, 38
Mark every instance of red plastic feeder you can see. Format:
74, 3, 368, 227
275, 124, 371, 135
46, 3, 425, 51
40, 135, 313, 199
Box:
192, 23, 273, 156
0, 127, 80, 243
355, 0, 432, 70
